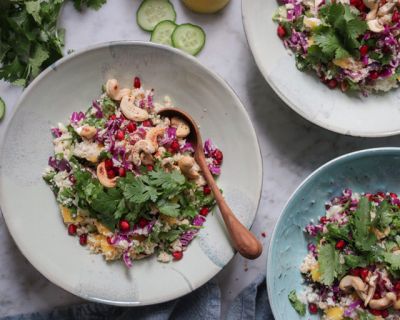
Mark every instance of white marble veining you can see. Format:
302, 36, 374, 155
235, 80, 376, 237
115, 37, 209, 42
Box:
2, 0, 400, 318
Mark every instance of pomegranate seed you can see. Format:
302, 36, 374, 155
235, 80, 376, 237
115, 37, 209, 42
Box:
79, 234, 87, 246
360, 45, 369, 56
351, 268, 361, 277
105, 158, 113, 170
395, 282, 400, 292
369, 71, 379, 80
138, 218, 148, 228
200, 207, 209, 216
357, 2, 366, 11
146, 165, 154, 171
373, 293, 381, 299
320, 216, 329, 224
381, 309, 389, 318
133, 77, 141, 89
335, 239, 346, 250
277, 25, 286, 38
109, 114, 116, 120
350, 0, 359, 6
107, 169, 116, 179
360, 268, 369, 281
116, 130, 124, 141
308, 303, 318, 314
119, 219, 130, 232
369, 309, 382, 316
68, 224, 77, 235
106, 236, 113, 245
261, 232, 267, 238
203, 185, 211, 195
172, 251, 183, 261
127, 122, 136, 133
393, 10, 400, 22
170, 140, 180, 153
142, 120, 152, 127
390, 192, 398, 199
213, 149, 223, 162
118, 167, 126, 177
327, 79, 338, 89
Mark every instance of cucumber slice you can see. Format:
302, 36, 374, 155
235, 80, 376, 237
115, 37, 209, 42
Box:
137, 0, 176, 32
172, 24, 206, 56
0, 97, 5, 120
151, 20, 177, 46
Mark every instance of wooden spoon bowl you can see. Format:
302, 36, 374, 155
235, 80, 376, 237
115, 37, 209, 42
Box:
158, 108, 263, 260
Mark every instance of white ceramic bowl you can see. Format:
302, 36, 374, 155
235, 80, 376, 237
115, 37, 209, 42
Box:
242, 1, 400, 137
0, 42, 262, 306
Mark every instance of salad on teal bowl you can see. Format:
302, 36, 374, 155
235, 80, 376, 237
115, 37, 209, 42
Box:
268, 148, 400, 319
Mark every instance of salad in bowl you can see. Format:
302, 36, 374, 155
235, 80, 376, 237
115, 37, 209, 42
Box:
291, 189, 400, 319
273, 0, 400, 95
42, 77, 223, 268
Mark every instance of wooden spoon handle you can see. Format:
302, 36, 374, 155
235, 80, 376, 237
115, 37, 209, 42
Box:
196, 153, 263, 260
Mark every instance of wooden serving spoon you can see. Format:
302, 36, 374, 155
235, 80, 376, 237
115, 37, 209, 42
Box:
158, 108, 263, 260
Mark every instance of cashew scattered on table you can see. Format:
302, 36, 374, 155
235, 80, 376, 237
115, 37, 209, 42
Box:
369, 292, 397, 310
368, 19, 385, 33
339, 275, 368, 300
97, 162, 117, 188
171, 117, 190, 138
130, 140, 155, 166
146, 127, 166, 149
120, 95, 149, 121
105, 79, 131, 101
178, 156, 200, 180
77, 125, 97, 140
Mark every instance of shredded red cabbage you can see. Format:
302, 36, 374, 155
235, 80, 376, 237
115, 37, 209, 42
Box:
51, 127, 62, 138
70, 111, 85, 124
48, 156, 71, 172
92, 100, 103, 119
192, 215, 206, 227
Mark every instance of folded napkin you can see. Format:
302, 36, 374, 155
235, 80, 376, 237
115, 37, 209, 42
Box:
1, 275, 272, 320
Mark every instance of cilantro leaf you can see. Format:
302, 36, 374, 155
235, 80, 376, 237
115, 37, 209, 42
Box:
383, 252, 400, 271
158, 201, 181, 217
91, 187, 122, 215
351, 197, 377, 252
288, 290, 306, 316
318, 243, 347, 285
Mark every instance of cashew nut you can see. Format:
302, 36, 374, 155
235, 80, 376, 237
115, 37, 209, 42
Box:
178, 156, 199, 180
393, 298, 400, 310
339, 276, 368, 300
146, 127, 165, 149
77, 125, 97, 140
120, 95, 149, 122
97, 162, 117, 188
130, 140, 155, 166
378, 2, 395, 16
363, 0, 378, 9
140, 152, 154, 166
368, 19, 385, 33
105, 79, 131, 101
372, 227, 390, 240
364, 274, 378, 306
171, 117, 190, 138
366, 3, 378, 20
369, 292, 397, 310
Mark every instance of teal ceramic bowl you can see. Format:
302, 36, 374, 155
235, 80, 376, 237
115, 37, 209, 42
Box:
267, 147, 400, 319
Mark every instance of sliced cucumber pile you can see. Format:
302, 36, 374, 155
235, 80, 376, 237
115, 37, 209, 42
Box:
137, 0, 206, 55
172, 24, 206, 56
0, 97, 5, 120
150, 20, 177, 46
137, 0, 176, 32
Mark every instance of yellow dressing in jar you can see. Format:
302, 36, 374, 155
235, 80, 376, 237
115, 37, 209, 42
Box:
182, 0, 230, 13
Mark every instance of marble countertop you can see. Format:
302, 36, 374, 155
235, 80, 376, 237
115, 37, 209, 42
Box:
2, 0, 400, 318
